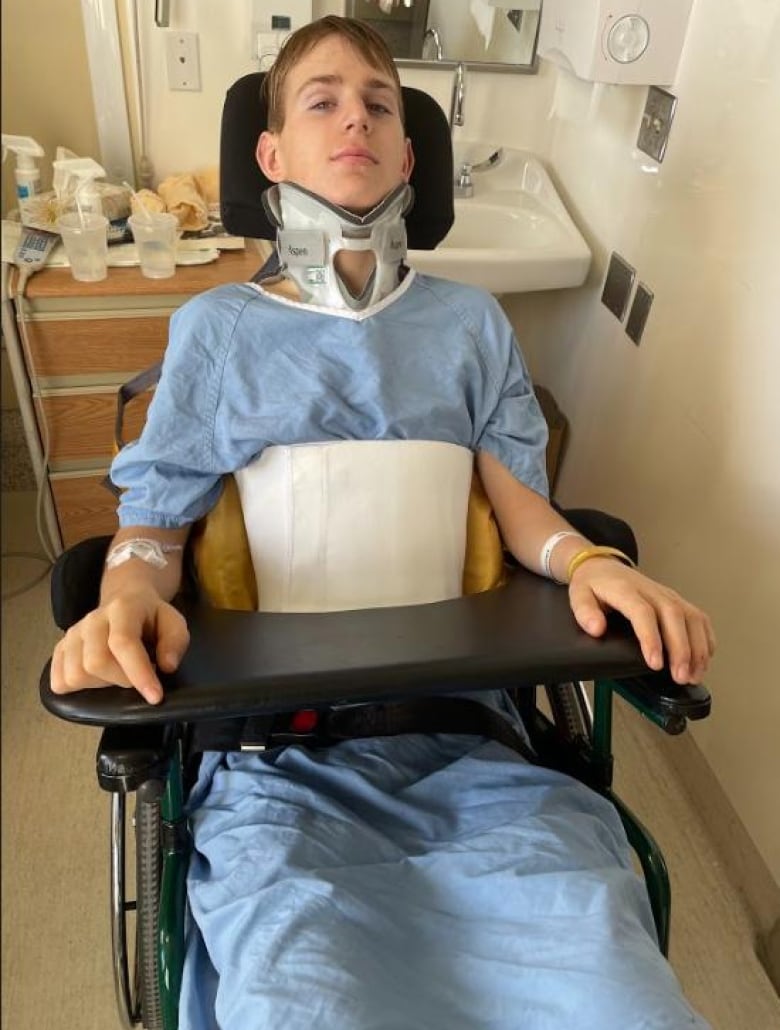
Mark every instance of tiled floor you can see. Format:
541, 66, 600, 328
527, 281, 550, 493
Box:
2, 491, 779, 1030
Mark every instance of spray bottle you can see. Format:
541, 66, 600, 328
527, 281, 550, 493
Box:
52, 155, 106, 220
1, 135, 45, 224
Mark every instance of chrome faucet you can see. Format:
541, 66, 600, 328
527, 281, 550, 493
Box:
449, 62, 466, 131
422, 26, 443, 61
450, 63, 473, 197
454, 162, 474, 199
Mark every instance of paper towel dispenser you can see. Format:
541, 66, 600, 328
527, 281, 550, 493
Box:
537, 0, 695, 85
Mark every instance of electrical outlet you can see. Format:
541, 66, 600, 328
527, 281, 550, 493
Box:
601, 252, 636, 321
637, 86, 677, 163
166, 31, 201, 92
625, 282, 654, 345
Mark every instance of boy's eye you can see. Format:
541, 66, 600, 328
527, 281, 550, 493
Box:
307, 97, 394, 116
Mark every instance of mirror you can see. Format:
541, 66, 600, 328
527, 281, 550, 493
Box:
344, 1, 541, 72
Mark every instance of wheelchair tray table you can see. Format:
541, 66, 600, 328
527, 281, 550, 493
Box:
39, 567, 686, 727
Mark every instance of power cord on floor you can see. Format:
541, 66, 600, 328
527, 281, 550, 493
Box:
1, 550, 52, 600
3, 266, 57, 599
13, 266, 59, 562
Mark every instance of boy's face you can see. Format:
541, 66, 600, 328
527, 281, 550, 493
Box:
257, 35, 414, 214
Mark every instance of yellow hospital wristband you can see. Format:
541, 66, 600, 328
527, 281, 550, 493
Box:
566, 546, 636, 584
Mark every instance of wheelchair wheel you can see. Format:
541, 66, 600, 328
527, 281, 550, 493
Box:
135, 785, 164, 1030
545, 682, 592, 742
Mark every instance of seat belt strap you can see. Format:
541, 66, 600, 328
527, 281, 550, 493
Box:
102, 361, 164, 499
231, 697, 536, 764
325, 698, 536, 763
114, 362, 163, 450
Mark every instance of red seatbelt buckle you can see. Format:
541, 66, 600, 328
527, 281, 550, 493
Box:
289, 708, 319, 735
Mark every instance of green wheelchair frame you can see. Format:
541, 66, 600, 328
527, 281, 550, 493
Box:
41, 546, 710, 1030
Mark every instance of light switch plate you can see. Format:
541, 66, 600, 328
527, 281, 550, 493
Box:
601, 252, 636, 321
637, 86, 677, 163
626, 282, 654, 345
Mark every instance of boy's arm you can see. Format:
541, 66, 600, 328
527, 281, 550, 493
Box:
49, 525, 191, 705
477, 449, 715, 685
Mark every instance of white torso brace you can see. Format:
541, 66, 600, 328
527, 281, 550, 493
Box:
234, 440, 474, 613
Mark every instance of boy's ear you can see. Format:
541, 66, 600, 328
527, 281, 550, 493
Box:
402, 138, 415, 184
257, 130, 283, 183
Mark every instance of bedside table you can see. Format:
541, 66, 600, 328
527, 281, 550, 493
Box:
6, 246, 269, 552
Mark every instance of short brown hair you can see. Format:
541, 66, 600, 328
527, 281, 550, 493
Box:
262, 16, 404, 132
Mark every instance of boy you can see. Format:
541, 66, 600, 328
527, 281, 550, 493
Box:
50, 17, 714, 703
51, 17, 713, 1030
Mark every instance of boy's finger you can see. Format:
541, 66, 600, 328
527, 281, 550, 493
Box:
652, 597, 691, 683
567, 580, 608, 637
106, 617, 163, 704
154, 605, 191, 672
686, 611, 713, 682
60, 629, 160, 697
592, 586, 664, 670
50, 642, 66, 693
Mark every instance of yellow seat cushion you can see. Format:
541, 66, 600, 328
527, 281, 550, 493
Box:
191, 470, 505, 610
189, 476, 258, 611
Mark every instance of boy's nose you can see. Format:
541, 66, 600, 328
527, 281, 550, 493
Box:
342, 98, 370, 132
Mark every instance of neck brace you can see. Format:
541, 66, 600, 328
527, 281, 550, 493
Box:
262, 182, 413, 310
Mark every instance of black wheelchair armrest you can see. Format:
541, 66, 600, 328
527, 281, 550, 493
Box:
610, 671, 711, 734
50, 535, 113, 630
41, 565, 689, 728
96, 723, 175, 792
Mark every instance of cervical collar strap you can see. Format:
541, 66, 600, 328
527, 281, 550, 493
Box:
262, 182, 413, 310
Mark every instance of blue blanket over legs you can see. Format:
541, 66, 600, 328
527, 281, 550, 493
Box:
179, 712, 709, 1030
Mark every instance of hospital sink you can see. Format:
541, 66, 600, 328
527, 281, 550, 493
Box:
407, 148, 591, 295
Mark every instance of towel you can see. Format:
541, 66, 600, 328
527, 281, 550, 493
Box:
157, 173, 209, 231
193, 167, 219, 207
470, 0, 496, 50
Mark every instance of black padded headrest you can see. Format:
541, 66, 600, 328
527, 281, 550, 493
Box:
220, 73, 454, 250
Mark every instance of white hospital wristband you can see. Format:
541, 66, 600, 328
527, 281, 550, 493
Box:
105, 538, 184, 570
539, 531, 582, 584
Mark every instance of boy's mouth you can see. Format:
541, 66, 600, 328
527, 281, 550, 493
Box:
332, 147, 377, 165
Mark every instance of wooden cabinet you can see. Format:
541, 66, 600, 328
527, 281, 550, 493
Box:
48, 473, 123, 545
12, 247, 267, 549
23, 315, 171, 378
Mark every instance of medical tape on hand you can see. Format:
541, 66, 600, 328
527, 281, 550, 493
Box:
105, 537, 184, 570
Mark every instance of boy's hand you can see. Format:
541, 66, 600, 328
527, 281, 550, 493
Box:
567, 558, 716, 685
49, 587, 190, 705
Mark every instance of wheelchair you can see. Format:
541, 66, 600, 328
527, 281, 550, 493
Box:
39, 75, 711, 1030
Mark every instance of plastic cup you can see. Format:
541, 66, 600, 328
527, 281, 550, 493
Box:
128, 212, 180, 279
56, 212, 109, 282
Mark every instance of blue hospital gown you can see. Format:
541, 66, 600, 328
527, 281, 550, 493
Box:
111, 270, 549, 525
112, 271, 707, 1029
179, 734, 708, 1030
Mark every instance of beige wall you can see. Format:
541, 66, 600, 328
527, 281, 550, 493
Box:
112, 1, 554, 182
1, 0, 99, 215
3, 0, 778, 883
506, 0, 780, 881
